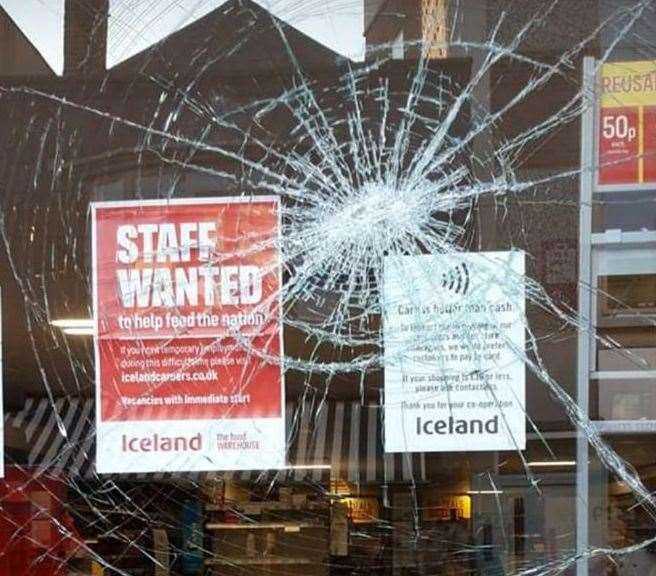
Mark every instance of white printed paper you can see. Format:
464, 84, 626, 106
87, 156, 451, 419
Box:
384, 251, 526, 453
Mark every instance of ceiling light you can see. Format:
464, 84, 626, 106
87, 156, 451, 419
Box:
467, 490, 503, 495
284, 464, 331, 470
51, 318, 94, 329
528, 460, 576, 467
62, 327, 95, 336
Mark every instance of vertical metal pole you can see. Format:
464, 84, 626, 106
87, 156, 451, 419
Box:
576, 55, 596, 576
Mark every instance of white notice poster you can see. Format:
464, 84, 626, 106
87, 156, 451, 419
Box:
384, 251, 526, 453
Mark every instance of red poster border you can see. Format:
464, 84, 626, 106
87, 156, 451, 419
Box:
91, 196, 285, 469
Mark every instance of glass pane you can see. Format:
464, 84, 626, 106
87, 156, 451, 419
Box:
0, 2, 654, 575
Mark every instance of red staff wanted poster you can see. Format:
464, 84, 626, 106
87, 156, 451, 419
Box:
92, 197, 285, 474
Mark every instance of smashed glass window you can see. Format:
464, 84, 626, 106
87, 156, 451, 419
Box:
0, 1, 655, 575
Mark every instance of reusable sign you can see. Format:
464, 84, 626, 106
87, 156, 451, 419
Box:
92, 197, 284, 474
598, 60, 656, 186
383, 251, 526, 453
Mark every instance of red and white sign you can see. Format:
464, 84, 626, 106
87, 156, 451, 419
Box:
598, 60, 656, 187
92, 197, 285, 474
598, 107, 640, 184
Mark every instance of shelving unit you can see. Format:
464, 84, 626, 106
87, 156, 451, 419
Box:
205, 558, 315, 566
204, 490, 330, 576
206, 522, 318, 531
577, 55, 656, 576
